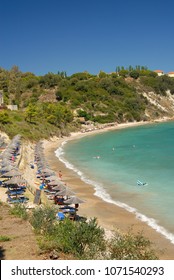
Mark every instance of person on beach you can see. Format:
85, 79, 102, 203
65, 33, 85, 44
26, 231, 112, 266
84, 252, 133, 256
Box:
58, 170, 62, 180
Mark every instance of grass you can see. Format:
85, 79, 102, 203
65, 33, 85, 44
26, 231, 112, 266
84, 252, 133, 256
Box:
9, 204, 28, 220
0, 235, 11, 242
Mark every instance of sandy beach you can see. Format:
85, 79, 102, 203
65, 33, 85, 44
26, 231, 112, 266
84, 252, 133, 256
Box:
1, 119, 174, 259
42, 121, 174, 260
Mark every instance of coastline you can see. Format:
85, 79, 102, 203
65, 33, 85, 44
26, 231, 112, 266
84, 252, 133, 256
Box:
43, 120, 174, 259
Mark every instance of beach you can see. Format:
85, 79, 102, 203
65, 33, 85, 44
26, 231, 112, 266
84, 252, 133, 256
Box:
42, 121, 174, 260
1, 120, 174, 259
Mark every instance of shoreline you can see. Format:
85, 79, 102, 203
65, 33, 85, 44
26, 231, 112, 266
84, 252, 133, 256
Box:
43, 120, 174, 259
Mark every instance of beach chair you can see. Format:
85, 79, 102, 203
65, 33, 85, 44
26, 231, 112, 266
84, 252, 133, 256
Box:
7, 194, 29, 204
6, 189, 25, 196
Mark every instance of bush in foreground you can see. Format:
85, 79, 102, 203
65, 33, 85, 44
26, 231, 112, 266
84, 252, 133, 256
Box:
30, 205, 57, 234
30, 206, 159, 260
108, 229, 159, 260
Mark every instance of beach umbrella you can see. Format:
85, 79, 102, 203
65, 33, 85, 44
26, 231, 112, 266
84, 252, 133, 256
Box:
64, 196, 85, 205
37, 162, 47, 169
1, 162, 12, 168
2, 169, 23, 177
1, 158, 12, 166
48, 180, 63, 186
40, 167, 54, 173
5, 177, 26, 185
46, 175, 58, 181
39, 172, 55, 178
52, 185, 66, 191
55, 188, 75, 197
1, 166, 18, 172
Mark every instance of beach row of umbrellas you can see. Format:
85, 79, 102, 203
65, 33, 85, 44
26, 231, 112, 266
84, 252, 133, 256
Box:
34, 142, 85, 206
0, 135, 23, 181
0, 134, 21, 174
0, 135, 29, 204
0, 135, 7, 149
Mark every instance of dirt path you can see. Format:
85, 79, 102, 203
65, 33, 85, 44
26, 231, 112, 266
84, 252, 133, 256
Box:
0, 203, 41, 260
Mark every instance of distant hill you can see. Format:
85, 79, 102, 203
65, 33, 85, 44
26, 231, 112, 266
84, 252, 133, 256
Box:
0, 66, 174, 139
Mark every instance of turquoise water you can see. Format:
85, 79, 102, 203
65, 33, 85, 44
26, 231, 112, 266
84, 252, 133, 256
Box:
55, 121, 174, 243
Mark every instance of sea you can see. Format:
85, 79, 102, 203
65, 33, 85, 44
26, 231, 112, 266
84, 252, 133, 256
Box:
55, 121, 174, 244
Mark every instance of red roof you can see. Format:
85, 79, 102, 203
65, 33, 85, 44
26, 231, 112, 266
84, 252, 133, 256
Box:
168, 72, 174, 74
154, 70, 163, 73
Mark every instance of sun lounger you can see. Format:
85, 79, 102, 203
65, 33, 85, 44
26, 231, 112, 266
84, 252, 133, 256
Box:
6, 189, 25, 196
59, 205, 76, 214
44, 189, 56, 194
7, 194, 29, 204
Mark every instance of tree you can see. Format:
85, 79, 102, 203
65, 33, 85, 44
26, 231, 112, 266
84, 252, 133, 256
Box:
77, 109, 90, 120
98, 71, 107, 78
129, 70, 140, 79
55, 90, 63, 101
0, 111, 11, 124
25, 104, 38, 123
118, 69, 129, 77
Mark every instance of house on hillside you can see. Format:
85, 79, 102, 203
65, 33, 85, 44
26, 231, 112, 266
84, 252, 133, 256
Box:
154, 70, 164, 76
0, 90, 18, 110
6, 105, 18, 110
168, 72, 174, 78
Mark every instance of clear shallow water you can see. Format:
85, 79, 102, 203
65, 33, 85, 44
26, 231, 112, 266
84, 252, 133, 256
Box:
55, 121, 174, 244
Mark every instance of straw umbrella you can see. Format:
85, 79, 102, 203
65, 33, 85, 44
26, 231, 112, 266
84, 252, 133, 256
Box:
46, 175, 58, 181
2, 169, 23, 177
40, 167, 54, 173
5, 177, 26, 185
39, 171, 55, 178
48, 180, 64, 186
64, 196, 85, 218
64, 196, 85, 211
55, 188, 75, 197
64, 196, 85, 205
1, 166, 19, 172
52, 184, 66, 191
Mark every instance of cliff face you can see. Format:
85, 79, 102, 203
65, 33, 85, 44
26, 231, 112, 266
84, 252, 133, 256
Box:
133, 81, 174, 120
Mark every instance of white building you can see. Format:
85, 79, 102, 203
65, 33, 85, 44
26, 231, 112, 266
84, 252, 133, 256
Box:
154, 70, 164, 76
168, 72, 174, 78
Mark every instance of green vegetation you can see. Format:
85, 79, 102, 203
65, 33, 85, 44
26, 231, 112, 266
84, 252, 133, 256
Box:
108, 229, 158, 260
30, 205, 57, 234
0, 201, 158, 259
9, 203, 28, 220
0, 65, 174, 140
0, 235, 11, 242
29, 205, 159, 260
140, 74, 174, 95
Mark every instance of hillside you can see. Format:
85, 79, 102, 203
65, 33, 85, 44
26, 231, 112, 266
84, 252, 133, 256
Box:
0, 66, 174, 140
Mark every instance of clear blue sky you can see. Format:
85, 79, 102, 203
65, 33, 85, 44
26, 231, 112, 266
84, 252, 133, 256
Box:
1, 0, 174, 76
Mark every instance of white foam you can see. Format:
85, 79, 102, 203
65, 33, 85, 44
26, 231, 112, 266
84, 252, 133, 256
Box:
55, 141, 174, 245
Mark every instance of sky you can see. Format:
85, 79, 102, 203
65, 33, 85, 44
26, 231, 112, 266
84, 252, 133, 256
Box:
1, 0, 174, 76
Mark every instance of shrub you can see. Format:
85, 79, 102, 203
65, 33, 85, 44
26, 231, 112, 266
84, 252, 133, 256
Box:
0, 111, 11, 125
108, 229, 159, 260
9, 203, 28, 220
0, 235, 11, 242
55, 217, 106, 259
37, 216, 106, 259
30, 206, 57, 234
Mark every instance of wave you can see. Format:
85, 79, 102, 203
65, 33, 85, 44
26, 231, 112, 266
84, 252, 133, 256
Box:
55, 141, 174, 245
